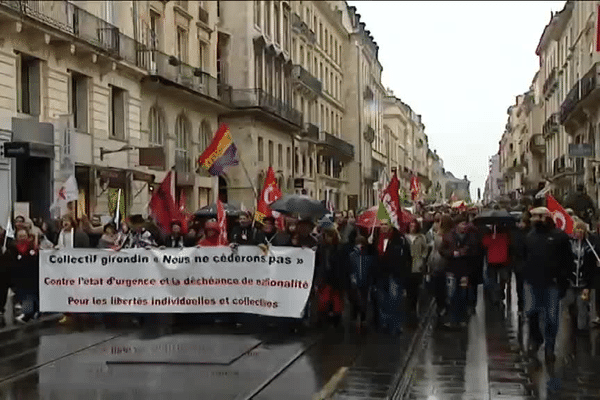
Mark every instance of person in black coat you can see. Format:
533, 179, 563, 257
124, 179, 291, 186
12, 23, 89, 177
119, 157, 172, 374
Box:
314, 227, 345, 327
440, 214, 480, 328
523, 207, 574, 363
373, 222, 412, 334
230, 212, 257, 245
11, 228, 39, 323
164, 220, 186, 248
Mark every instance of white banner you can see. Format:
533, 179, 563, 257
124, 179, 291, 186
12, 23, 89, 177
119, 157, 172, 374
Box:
39, 246, 315, 318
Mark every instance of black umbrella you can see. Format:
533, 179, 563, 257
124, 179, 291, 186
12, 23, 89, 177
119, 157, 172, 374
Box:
194, 203, 242, 218
473, 209, 516, 226
269, 194, 328, 219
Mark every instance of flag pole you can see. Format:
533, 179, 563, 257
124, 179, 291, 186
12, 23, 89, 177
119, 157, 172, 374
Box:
3, 209, 10, 250
239, 157, 258, 198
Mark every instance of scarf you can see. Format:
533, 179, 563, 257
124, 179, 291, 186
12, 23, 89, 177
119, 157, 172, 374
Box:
378, 230, 392, 255
16, 240, 30, 255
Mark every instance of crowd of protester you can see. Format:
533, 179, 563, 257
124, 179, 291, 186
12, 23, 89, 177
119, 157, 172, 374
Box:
2, 204, 600, 365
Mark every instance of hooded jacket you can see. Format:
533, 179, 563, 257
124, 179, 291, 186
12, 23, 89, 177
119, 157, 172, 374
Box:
523, 224, 574, 290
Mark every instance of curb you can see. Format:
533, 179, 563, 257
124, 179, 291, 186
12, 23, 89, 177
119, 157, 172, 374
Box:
0, 313, 63, 341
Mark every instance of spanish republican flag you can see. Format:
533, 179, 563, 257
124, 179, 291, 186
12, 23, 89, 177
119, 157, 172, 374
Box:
197, 124, 239, 176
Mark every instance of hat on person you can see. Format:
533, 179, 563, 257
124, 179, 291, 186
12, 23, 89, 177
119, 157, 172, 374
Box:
530, 207, 550, 215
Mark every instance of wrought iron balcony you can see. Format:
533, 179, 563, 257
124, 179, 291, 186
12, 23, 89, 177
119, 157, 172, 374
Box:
529, 133, 545, 155
291, 65, 322, 95
230, 89, 303, 127
542, 113, 559, 137
0, 1, 222, 103
139, 50, 218, 100
303, 123, 319, 141
543, 67, 558, 97
291, 12, 316, 44
319, 132, 354, 160
560, 63, 599, 125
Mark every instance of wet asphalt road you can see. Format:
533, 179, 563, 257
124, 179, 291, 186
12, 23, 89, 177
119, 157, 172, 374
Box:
3, 277, 600, 399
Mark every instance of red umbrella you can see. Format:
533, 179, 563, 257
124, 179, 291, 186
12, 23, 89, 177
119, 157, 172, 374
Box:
356, 206, 414, 230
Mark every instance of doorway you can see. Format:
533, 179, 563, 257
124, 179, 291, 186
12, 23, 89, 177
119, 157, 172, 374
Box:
16, 156, 52, 220
218, 176, 228, 203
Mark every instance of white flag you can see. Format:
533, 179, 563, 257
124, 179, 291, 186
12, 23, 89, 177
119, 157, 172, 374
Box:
5, 214, 14, 239
51, 174, 79, 213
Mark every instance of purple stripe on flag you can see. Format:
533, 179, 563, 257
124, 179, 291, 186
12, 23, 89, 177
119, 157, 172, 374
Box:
208, 143, 240, 176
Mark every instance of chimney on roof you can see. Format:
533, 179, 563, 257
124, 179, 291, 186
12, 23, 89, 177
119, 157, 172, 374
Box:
464, 175, 468, 181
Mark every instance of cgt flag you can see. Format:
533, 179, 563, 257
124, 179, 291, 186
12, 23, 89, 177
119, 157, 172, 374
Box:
197, 124, 240, 176
410, 175, 420, 201
380, 171, 401, 230
546, 193, 574, 235
254, 166, 283, 224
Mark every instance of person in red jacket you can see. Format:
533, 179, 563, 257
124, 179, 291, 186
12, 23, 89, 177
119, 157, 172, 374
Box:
197, 220, 228, 246
482, 224, 511, 306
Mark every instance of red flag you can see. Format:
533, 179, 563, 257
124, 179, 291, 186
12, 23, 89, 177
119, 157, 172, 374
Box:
254, 167, 283, 224
178, 190, 189, 235
149, 171, 180, 234
216, 199, 229, 246
410, 175, 420, 201
546, 193, 574, 234
380, 171, 402, 230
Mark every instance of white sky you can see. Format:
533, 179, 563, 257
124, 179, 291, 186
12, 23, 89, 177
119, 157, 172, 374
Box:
348, 1, 565, 200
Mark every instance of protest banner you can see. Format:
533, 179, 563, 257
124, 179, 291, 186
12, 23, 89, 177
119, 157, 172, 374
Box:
39, 246, 315, 318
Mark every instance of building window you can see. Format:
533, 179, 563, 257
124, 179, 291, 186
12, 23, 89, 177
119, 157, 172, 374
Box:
70, 72, 88, 132
177, 27, 188, 63
18, 54, 40, 116
148, 106, 164, 146
274, 1, 280, 45
268, 140, 274, 166
175, 114, 191, 172
278, 143, 283, 167
258, 137, 264, 162
283, 9, 289, 51
324, 28, 328, 52
264, 0, 271, 37
200, 120, 211, 151
110, 85, 126, 139
254, 0, 261, 27
198, 41, 206, 70
255, 49, 263, 89
287, 146, 291, 169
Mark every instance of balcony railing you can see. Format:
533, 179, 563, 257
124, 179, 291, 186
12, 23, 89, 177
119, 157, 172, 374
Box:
543, 67, 557, 96
530, 134, 545, 155
560, 63, 599, 124
230, 89, 303, 127
139, 50, 218, 100
542, 113, 559, 137
292, 65, 322, 94
291, 12, 316, 44
0, 1, 223, 103
304, 123, 319, 141
323, 133, 354, 159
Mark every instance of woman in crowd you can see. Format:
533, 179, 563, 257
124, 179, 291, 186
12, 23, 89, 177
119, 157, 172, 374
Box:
97, 223, 118, 249
314, 226, 345, 328
406, 220, 428, 325
11, 228, 39, 323
374, 221, 412, 335
427, 214, 453, 317
56, 215, 90, 249
565, 221, 596, 334
347, 234, 376, 333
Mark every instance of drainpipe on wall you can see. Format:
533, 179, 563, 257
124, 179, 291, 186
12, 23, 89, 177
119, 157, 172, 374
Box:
355, 40, 363, 207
